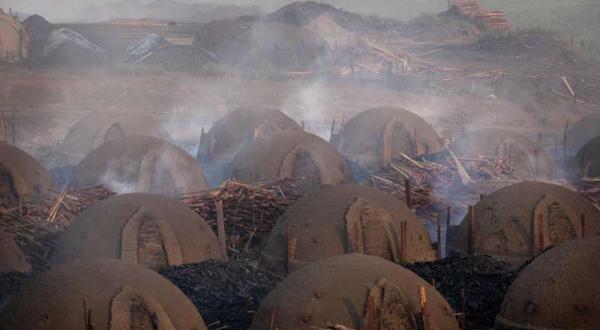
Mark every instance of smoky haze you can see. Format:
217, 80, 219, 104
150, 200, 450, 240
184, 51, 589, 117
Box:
0, 0, 448, 22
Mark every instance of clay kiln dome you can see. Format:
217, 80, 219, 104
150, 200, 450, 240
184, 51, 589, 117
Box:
230, 130, 354, 187
565, 113, 600, 156
0, 142, 54, 206
72, 135, 209, 197
0, 258, 206, 330
251, 254, 460, 330
197, 107, 301, 161
449, 129, 553, 178
496, 236, 600, 329
576, 135, 600, 178
0, 232, 31, 273
61, 111, 172, 162
52, 193, 225, 271
449, 181, 600, 267
261, 184, 436, 274
339, 107, 443, 170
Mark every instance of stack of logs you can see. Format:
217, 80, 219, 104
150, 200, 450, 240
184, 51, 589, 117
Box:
451, 0, 512, 32
180, 178, 302, 260
0, 186, 115, 269
370, 153, 467, 223
370, 152, 519, 224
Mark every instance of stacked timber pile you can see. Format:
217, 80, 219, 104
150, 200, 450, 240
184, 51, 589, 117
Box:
0, 186, 115, 269
370, 154, 460, 221
161, 260, 282, 330
407, 255, 518, 330
451, 0, 511, 32
370, 153, 519, 222
459, 156, 516, 181
180, 179, 302, 260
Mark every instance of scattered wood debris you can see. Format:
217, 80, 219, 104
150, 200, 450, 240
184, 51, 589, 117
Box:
0, 186, 115, 270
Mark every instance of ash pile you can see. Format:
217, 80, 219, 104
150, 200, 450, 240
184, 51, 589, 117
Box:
161, 260, 282, 330
407, 255, 518, 330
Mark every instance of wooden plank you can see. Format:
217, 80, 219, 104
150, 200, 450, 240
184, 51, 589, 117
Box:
215, 199, 227, 256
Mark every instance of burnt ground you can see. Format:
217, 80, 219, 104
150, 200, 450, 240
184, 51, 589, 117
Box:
407, 255, 518, 330
0, 272, 33, 311
160, 260, 282, 330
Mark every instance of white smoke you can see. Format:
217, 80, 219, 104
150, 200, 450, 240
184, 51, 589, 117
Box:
282, 79, 332, 140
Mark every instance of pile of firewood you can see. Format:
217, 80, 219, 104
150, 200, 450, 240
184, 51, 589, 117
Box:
370, 154, 465, 222
451, 0, 512, 32
0, 186, 115, 269
459, 156, 516, 181
370, 152, 521, 224
180, 178, 302, 260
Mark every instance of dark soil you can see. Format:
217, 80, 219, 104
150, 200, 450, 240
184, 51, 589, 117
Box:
161, 260, 282, 330
0, 272, 33, 311
407, 255, 518, 330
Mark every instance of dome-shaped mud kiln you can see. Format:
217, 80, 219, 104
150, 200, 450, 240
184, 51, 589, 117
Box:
197, 107, 300, 161
51, 193, 225, 271
576, 135, 600, 178
336, 107, 443, 170
0, 258, 207, 330
61, 111, 172, 162
565, 113, 600, 156
0, 232, 31, 273
72, 135, 209, 196
252, 254, 460, 330
0, 142, 54, 206
449, 181, 600, 267
231, 130, 354, 188
496, 236, 600, 329
449, 129, 553, 178
260, 184, 436, 274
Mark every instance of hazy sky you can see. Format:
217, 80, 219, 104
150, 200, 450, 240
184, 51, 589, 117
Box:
0, 0, 447, 22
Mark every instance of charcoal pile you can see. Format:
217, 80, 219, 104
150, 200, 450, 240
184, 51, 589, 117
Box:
407, 255, 518, 330
0, 272, 32, 311
180, 178, 302, 260
0, 186, 115, 269
161, 260, 282, 330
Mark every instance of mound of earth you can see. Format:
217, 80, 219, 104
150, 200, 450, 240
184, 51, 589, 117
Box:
137, 45, 212, 71
265, 1, 364, 31
193, 16, 257, 55
23, 15, 54, 59
161, 260, 282, 330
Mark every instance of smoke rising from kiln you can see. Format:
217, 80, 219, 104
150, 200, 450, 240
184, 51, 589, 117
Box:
282, 79, 332, 140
